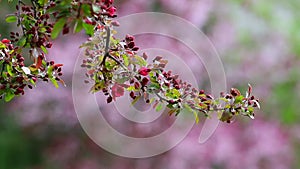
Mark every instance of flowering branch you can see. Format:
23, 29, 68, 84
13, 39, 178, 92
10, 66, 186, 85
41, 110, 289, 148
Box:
0, 0, 260, 123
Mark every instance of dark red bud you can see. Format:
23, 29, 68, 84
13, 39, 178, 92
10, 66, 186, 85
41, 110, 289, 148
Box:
107, 96, 113, 103
62, 27, 69, 35
125, 34, 134, 41
141, 77, 149, 86
18, 57, 25, 62
230, 88, 241, 97
130, 91, 135, 99
199, 90, 205, 94
46, 42, 52, 48
134, 82, 140, 89
128, 41, 135, 48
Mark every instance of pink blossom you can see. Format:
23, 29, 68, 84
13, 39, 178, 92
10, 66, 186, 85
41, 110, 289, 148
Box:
107, 6, 116, 17
138, 67, 151, 76
112, 83, 124, 99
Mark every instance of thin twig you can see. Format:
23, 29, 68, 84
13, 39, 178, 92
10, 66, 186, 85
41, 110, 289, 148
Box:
155, 92, 169, 102
77, 2, 82, 19
17, 0, 25, 35
99, 26, 127, 69
100, 26, 111, 66
1, 63, 5, 76
30, 0, 37, 18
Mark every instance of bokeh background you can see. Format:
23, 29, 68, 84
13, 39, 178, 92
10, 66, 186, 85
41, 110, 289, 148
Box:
1, 0, 300, 168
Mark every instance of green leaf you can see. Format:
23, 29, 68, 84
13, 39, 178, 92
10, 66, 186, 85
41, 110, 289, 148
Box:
17, 36, 26, 47
234, 95, 244, 104
47, 66, 53, 75
126, 86, 136, 91
73, 19, 83, 33
0, 42, 6, 49
50, 78, 59, 88
40, 45, 48, 54
167, 109, 177, 116
248, 107, 254, 113
155, 103, 164, 111
149, 97, 156, 104
131, 96, 140, 105
82, 4, 91, 15
5, 91, 15, 102
92, 4, 100, 13
148, 83, 160, 91
82, 22, 94, 36
193, 111, 199, 123
29, 79, 36, 86
89, 81, 105, 93
51, 18, 67, 39
5, 15, 17, 23
38, 0, 48, 6
166, 88, 181, 99
134, 55, 147, 66
122, 54, 129, 66
6, 64, 14, 76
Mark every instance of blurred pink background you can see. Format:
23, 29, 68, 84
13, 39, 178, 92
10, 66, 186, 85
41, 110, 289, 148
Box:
1, 0, 300, 168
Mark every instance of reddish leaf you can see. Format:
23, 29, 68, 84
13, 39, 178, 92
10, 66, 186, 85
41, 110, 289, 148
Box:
88, 69, 95, 75
36, 55, 43, 69
111, 83, 124, 100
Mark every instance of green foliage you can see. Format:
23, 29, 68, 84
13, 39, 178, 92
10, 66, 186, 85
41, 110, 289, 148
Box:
0, 117, 42, 169
82, 22, 94, 36
273, 75, 300, 124
5, 15, 17, 23
73, 19, 83, 33
51, 18, 66, 39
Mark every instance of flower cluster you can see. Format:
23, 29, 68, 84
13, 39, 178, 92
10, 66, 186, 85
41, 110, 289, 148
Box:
1, 0, 119, 101
0, 36, 63, 101
1, 0, 259, 123
80, 19, 260, 123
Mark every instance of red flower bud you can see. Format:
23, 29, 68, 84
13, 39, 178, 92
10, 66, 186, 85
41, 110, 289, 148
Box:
107, 6, 116, 17
141, 77, 149, 86
138, 67, 151, 76
132, 46, 139, 51
107, 96, 113, 103
199, 90, 205, 95
230, 88, 241, 97
1, 38, 11, 44
46, 42, 52, 48
127, 41, 135, 48
125, 34, 134, 41
134, 82, 140, 89
130, 91, 135, 99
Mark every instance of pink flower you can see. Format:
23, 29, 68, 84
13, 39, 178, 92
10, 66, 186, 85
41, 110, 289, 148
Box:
111, 83, 124, 100
1, 38, 11, 44
138, 67, 151, 76
107, 6, 116, 17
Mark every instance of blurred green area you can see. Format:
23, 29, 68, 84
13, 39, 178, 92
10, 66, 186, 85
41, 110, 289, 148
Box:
0, 0, 17, 37
229, 1, 300, 125
0, 113, 42, 169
